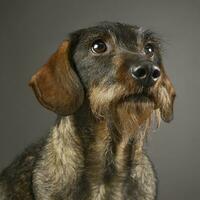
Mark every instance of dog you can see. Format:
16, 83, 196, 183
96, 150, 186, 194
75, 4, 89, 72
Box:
0, 22, 176, 200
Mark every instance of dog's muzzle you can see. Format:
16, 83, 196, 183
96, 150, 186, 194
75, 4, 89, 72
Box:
131, 64, 161, 87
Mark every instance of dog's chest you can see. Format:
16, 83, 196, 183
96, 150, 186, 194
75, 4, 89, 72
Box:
81, 135, 136, 199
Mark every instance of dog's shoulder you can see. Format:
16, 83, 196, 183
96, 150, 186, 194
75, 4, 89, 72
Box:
0, 137, 46, 199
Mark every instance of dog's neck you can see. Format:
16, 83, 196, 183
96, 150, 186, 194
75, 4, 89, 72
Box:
55, 100, 150, 161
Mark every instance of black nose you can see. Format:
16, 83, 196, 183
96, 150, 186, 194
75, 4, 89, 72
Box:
131, 64, 161, 87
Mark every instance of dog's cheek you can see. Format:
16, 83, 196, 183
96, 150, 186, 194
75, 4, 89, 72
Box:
89, 83, 126, 117
73, 51, 113, 89
159, 77, 176, 123
160, 102, 174, 123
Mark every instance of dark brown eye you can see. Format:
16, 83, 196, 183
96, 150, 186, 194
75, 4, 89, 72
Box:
91, 39, 107, 54
144, 44, 154, 57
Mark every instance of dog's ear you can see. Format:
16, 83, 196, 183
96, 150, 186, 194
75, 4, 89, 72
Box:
29, 40, 84, 115
159, 73, 176, 122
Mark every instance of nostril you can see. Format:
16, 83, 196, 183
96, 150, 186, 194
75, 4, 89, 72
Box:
137, 68, 146, 79
132, 66, 147, 79
152, 67, 161, 80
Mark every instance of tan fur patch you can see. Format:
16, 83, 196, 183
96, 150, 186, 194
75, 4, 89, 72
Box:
89, 83, 127, 117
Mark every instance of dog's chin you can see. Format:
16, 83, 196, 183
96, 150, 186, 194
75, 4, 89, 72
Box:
114, 92, 155, 127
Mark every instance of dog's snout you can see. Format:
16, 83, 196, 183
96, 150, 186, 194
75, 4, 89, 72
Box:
131, 64, 160, 87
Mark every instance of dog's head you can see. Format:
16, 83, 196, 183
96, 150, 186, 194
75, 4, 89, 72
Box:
30, 22, 176, 128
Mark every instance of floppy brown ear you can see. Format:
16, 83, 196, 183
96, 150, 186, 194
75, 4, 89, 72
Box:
159, 73, 176, 122
29, 40, 84, 115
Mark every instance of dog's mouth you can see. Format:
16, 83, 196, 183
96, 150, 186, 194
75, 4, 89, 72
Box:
118, 89, 161, 111
122, 91, 155, 104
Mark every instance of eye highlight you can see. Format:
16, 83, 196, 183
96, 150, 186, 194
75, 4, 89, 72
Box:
91, 39, 107, 54
144, 43, 154, 57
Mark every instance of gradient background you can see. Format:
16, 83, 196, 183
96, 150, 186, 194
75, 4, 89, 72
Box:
0, 0, 199, 199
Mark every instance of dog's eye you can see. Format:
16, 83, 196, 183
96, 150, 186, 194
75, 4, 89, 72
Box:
91, 40, 107, 54
144, 44, 154, 57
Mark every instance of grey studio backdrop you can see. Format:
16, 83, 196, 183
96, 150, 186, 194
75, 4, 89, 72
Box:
0, 0, 199, 199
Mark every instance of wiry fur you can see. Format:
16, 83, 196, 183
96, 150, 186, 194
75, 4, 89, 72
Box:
0, 22, 175, 200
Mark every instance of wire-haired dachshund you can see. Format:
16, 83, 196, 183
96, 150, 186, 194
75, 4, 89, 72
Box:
0, 22, 176, 200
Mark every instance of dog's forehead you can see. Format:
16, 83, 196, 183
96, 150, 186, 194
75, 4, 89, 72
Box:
72, 22, 150, 44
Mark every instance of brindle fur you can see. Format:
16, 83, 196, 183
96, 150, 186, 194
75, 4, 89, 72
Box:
0, 22, 176, 200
